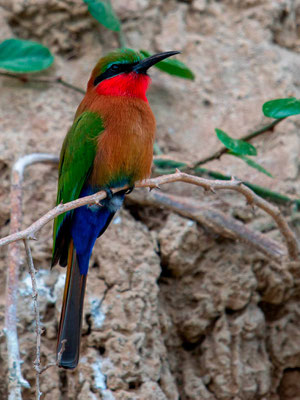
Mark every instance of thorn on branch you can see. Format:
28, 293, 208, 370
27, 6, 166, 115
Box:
94, 194, 105, 206
203, 185, 212, 193
57, 203, 64, 211
90, 200, 103, 208
149, 184, 161, 191
231, 176, 242, 185
246, 199, 255, 208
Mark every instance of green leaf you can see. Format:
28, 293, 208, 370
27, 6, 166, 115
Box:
215, 128, 257, 156
230, 153, 273, 177
262, 98, 300, 119
0, 38, 54, 73
153, 159, 187, 169
140, 50, 195, 80
83, 0, 120, 32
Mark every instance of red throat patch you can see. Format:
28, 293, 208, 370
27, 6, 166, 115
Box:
95, 72, 151, 101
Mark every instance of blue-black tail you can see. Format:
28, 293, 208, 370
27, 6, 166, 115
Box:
57, 189, 125, 368
57, 240, 86, 368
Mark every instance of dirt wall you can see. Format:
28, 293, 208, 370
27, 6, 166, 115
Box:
1, 1, 300, 399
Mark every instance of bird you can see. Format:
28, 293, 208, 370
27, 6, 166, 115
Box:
51, 48, 179, 369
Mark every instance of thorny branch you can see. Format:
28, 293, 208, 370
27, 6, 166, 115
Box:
4, 154, 59, 400
146, 172, 298, 260
153, 160, 300, 208
22, 236, 65, 399
23, 239, 42, 400
22, 242, 66, 398
0, 171, 298, 260
2, 154, 299, 400
127, 190, 286, 261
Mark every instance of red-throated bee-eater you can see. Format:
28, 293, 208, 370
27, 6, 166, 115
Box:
52, 48, 179, 369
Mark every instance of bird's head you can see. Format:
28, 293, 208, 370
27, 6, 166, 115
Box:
87, 48, 179, 101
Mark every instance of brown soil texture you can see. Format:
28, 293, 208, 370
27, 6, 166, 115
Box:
1, 1, 300, 399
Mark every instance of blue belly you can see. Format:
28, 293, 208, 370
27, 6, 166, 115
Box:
71, 186, 125, 275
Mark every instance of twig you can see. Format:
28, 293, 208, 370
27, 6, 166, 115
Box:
241, 118, 285, 142
0, 72, 85, 95
22, 239, 65, 395
55, 77, 85, 94
23, 240, 41, 400
4, 154, 58, 400
154, 164, 300, 209
191, 118, 286, 168
0, 171, 298, 260
145, 171, 298, 259
39, 340, 66, 374
127, 190, 286, 261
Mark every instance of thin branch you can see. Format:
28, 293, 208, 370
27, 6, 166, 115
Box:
146, 172, 298, 259
0, 72, 85, 95
23, 240, 41, 400
23, 237, 63, 392
2, 154, 297, 400
12, 154, 59, 177
55, 77, 85, 94
39, 340, 66, 374
127, 190, 286, 261
191, 118, 286, 168
0, 171, 298, 260
153, 164, 300, 208
241, 118, 285, 142
4, 154, 58, 400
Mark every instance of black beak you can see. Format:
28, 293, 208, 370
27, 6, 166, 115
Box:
134, 51, 180, 74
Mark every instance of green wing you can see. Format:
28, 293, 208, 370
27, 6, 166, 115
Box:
52, 111, 104, 266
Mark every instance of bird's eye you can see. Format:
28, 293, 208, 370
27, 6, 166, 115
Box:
110, 64, 121, 72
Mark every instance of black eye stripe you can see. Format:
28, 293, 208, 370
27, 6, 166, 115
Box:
93, 61, 139, 86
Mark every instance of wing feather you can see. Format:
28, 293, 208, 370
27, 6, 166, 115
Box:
52, 111, 104, 267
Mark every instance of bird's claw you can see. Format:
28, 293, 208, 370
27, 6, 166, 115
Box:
124, 185, 135, 195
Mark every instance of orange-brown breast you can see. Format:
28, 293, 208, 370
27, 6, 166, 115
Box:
81, 95, 156, 188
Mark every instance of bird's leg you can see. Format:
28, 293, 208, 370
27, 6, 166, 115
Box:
95, 188, 113, 208
104, 188, 113, 200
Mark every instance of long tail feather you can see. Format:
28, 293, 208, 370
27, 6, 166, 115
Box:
56, 240, 87, 369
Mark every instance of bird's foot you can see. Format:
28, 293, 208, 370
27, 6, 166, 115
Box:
104, 188, 113, 200
98, 188, 113, 207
